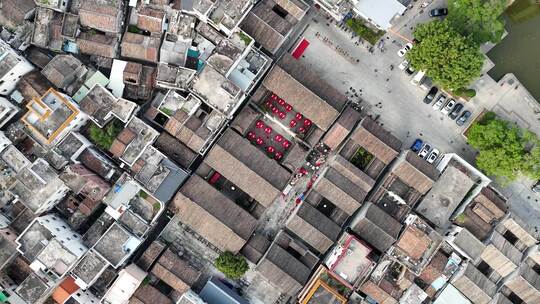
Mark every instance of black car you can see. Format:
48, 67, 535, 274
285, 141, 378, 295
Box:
430, 8, 448, 17
448, 103, 464, 119
405, 66, 415, 75
456, 110, 472, 126
423, 87, 438, 104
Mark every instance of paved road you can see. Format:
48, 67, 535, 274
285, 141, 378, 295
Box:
498, 179, 540, 233
390, 0, 449, 40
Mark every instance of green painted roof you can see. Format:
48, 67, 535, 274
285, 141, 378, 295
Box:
73, 71, 110, 102
86, 70, 109, 89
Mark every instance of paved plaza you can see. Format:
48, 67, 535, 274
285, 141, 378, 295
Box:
289, 4, 540, 232
296, 9, 477, 161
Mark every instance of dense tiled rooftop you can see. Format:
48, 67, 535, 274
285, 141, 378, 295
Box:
0, 2, 539, 304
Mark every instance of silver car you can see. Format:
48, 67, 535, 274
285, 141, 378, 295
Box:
432, 95, 447, 111
532, 181, 540, 193
426, 148, 440, 164
441, 99, 456, 115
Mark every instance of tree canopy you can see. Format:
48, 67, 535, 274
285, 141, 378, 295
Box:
88, 120, 123, 150
467, 112, 540, 182
215, 251, 249, 280
447, 0, 507, 44
406, 20, 484, 91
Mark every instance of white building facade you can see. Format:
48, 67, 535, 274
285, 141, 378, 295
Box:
15, 215, 88, 280
0, 40, 34, 95
0, 97, 19, 128
101, 264, 146, 304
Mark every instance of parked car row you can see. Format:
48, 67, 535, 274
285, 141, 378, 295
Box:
400, 60, 430, 90
411, 139, 440, 164
395, 38, 472, 128
399, 59, 428, 88
423, 87, 472, 126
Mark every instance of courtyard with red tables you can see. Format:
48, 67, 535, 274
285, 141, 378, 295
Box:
246, 118, 292, 162
264, 93, 313, 137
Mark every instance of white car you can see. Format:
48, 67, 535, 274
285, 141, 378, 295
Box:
426, 148, 440, 164
441, 99, 456, 115
432, 95, 447, 110
397, 43, 413, 57
398, 60, 409, 70
418, 143, 432, 158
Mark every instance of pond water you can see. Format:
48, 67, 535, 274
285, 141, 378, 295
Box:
487, 0, 540, 100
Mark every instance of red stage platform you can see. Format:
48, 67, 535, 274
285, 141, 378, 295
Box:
292, 38, 309, 59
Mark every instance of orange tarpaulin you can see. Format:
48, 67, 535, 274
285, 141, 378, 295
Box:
52, 276, 79, 304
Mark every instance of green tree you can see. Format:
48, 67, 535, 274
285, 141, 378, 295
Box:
406, 20, 484, 91
467, 113, 540, 182
454, 88, 477, 98
345, 18, 385, 45
464, 88, 477, 98
448, 0, 507, 44
88, 120, 123, 150
522, 130, 540, 179
215, 252, 249, 279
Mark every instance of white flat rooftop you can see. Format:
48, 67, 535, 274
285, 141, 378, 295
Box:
433, 284, 471, 304
354, 0, 406, 30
